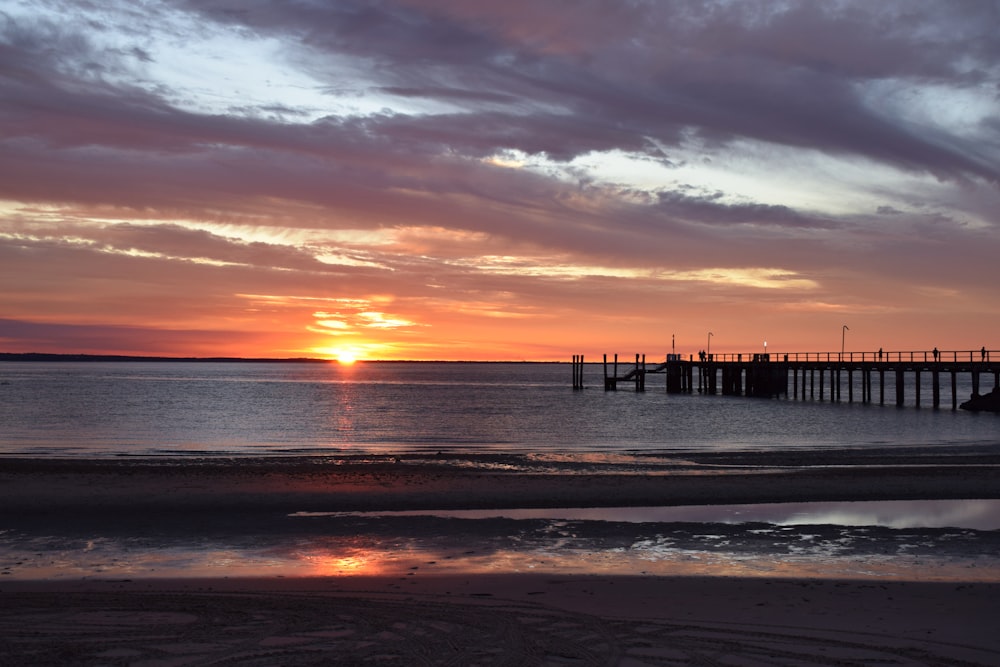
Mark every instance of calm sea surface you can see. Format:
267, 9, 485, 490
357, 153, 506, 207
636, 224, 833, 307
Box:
0, 361, 996, 458
3, 361, 999, 582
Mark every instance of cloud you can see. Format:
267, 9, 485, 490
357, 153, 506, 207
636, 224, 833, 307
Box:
1, 1, 998, 357
170, 0, 1000, 180
0, 317, 261, 356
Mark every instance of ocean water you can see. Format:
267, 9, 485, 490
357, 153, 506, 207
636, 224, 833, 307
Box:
3, 360, 999, 583
0, 360, 996, 458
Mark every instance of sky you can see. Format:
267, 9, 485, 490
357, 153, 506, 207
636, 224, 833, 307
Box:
1, 0, 999, 361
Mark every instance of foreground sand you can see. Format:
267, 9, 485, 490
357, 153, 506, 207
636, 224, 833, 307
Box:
3, 453, 1000, 665
3, 575, 999, 665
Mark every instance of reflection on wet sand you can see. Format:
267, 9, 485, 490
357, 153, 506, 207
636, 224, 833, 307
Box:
7, 538, 999, 583
337, 498, 1000, 530
4, 501, 1000, 583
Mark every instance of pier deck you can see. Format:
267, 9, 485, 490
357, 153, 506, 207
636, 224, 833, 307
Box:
571, 350, 1000, 411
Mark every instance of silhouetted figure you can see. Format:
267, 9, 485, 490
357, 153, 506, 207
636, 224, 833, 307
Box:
933, 347, 939, 362
878, 348, 883, 361
983, 346, 987, 361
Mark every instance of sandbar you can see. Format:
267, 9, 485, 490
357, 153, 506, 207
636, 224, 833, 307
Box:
3, 450, 1000, 515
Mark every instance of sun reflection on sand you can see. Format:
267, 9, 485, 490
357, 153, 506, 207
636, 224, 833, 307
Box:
5, 535, 1000, 583
299, 550, 390, 577
4, 501, 1000, 583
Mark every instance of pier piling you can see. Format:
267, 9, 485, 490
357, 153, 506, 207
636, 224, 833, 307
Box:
577, 349, 998, 411
571, 354, 585, 390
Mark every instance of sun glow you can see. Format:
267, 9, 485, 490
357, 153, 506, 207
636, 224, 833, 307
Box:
335, 350, 358, 364
313, 345, 362, 363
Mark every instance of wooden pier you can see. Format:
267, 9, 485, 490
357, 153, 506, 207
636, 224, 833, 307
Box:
573, 350, 1000, 411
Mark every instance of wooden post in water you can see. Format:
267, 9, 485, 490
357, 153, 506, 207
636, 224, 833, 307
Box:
915, 370, 921, 408
603, 354, 615, 391
847, 368, 853, 402
951, 370, 958, 410
932, 366, 940, 409
896, 369, 905, 406
879, 368, 885, 405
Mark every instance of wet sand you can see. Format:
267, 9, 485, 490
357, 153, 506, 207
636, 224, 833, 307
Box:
3, 453, 1000, 665
3, 449, 1000, 515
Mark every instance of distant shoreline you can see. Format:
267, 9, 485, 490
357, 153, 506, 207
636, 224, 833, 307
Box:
0, 352, 329, 363
0, 352, 557, 363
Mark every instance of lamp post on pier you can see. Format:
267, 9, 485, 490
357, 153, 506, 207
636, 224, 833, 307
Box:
707, 332, 713, 359
841, 325, 849, 359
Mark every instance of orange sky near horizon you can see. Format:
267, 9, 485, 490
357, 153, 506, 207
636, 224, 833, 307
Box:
2, 2, 998, 361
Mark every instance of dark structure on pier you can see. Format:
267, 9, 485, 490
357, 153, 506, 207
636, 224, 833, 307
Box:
572, 350, 1000, 411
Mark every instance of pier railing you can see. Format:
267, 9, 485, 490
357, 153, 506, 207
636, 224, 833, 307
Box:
673, 349, 993, 364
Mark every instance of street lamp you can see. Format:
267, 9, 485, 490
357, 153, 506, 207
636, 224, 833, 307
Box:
707, 331, 713, 358
841, 325, 849, 357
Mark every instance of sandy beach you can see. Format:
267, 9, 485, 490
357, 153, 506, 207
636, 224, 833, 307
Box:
4, 575, 999, 665
3, 453, 1000, 665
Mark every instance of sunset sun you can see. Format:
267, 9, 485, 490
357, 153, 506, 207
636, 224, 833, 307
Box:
316, 347, 360, 364
336, 350, 358, 364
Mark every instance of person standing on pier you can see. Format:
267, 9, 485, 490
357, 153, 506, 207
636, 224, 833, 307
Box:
933, 347, 939, 362
983, 346, 987, 361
